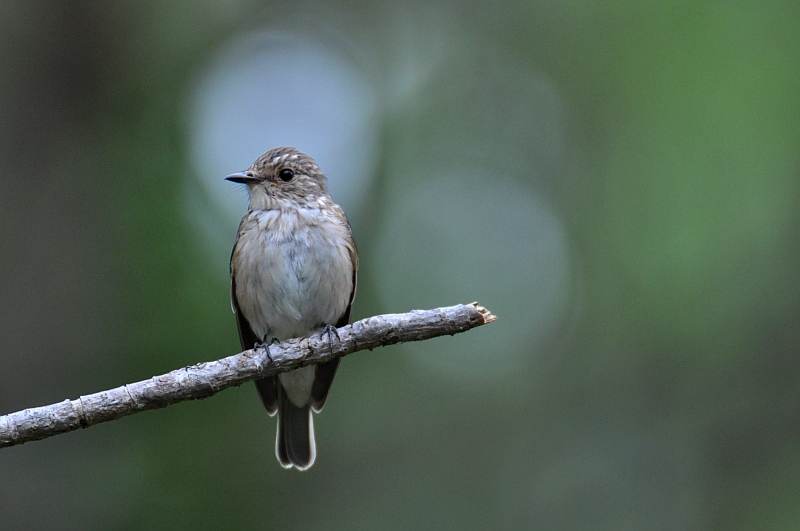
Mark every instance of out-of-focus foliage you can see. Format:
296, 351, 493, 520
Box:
1, 1, 798, 529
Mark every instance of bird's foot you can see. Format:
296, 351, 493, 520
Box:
323, 324, 340, 357
254, 338, 279, 363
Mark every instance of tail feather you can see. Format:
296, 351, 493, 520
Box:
255, 376, 278, 416
310, 358, 340, 412
275, 385, 316, 470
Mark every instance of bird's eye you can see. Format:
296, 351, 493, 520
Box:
278, 169, 294, 182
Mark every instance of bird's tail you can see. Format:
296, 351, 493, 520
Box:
276, 385, 316, 470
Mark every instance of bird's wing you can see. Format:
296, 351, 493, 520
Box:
310, 214, 358, 412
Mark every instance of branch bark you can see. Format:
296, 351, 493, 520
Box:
0, 302, 495, 449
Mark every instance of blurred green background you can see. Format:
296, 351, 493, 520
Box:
1, 1, 799, 529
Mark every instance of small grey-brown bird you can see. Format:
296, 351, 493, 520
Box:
227, 147, 357, 470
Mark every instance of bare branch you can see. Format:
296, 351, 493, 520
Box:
0, 303, 496, 449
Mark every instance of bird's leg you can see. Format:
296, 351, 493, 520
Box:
254, 337, 278, 364
323, 324, 339, 358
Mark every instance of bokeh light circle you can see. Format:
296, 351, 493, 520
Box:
186, 30, 378, 267
374, 167, 571, 381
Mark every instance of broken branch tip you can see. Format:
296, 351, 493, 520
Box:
470, 302, 497, 323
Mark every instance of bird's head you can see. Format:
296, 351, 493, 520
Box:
226, 147, 330, 211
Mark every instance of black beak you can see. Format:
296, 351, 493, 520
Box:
225, 172, 260, 184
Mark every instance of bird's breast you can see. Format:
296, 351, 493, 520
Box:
232, 207, 353, 341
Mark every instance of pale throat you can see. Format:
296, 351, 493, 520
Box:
247, 186, 325, 213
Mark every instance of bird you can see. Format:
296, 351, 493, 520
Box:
227, 147, 357, 470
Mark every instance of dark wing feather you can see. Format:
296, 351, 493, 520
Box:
231, 276, 260, 349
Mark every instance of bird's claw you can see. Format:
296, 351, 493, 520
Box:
254, 338, 279, 363
324, 324, 339, 356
